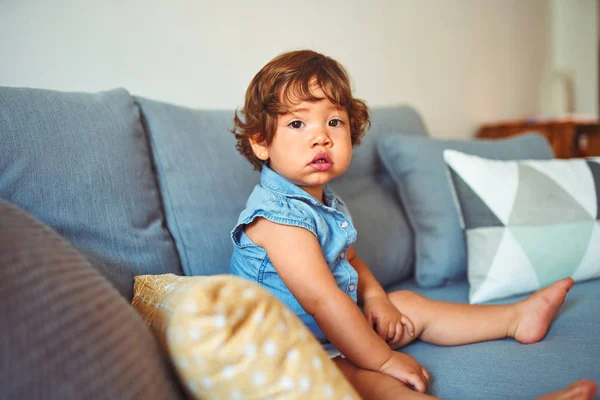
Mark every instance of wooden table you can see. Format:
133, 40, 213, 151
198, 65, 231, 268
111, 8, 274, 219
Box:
477, 118, 600, 159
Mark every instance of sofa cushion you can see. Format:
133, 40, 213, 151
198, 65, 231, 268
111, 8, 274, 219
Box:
0, 200, 185, 400
135, 98, 260, 278
331, 106, 428, 286
444, 150, 600, 303
137, 100, 425, 287
387, 278, 600, 399
377, 133, 555, 288
0, 87, 182, 300
132, 274, 360, 400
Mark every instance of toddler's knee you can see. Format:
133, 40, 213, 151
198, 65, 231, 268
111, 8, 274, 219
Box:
389, 290, 426, 306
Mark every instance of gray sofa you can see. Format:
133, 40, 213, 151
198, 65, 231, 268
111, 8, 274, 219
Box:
1, 86, 598, 399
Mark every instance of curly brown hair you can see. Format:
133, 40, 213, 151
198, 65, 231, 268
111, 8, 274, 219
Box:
231, 50, 370, 170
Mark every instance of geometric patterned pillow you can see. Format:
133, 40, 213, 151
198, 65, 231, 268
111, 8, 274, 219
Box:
444, 150, 600, 303
132, 274, 360, 400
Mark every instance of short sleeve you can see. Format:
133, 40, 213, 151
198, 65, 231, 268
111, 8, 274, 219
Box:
231, 197, 317, 247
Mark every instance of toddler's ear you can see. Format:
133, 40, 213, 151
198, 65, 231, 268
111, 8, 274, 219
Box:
249, 134, 269, 161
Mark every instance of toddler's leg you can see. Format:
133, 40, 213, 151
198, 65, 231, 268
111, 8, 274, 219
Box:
388, 278, 574, 347
536, 380, 597, 400
335, 357, 596, 400
333, 357, 438, 400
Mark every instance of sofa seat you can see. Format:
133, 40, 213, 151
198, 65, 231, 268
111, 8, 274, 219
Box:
386, 278, 600, 399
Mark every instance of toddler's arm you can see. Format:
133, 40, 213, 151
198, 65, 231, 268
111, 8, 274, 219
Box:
244, 218, 428, 391
347, 245, 387, 303
348, 246, 415, 344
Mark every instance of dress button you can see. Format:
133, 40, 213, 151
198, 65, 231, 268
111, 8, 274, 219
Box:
341, 221, 349, 229
348, 283, 356, 292
339, 252, 345, 259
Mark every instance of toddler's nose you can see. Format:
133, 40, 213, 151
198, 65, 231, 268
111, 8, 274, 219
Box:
311, 130, 332, 147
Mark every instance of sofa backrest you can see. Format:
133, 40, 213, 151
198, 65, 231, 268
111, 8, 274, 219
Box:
0, 85, 429, 297
137, 99, 429, 287
332, 106, 429, 285
0, 87, 183, 300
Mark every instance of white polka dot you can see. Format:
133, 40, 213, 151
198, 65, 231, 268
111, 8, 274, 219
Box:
243, 288, 256, 299
343, 395, 353, 400
253, 372, 266, 386
312, 357, 322, 369
177, 359, 189, 369
324, 385, 334, 397
221, 286, 233, 297
233, 309, 245, 322
188, 327, 202, 340
245, 343, 257, 357
214, 314, 227, 329
279, 376, 294, 390
192, 354, 204, 364
299, 376, 311, 392
253, 311, 264, 323
278, 321, 287, 332
263, 340, 277, 357
201, 377, 214, 388
222, 365, 236, 379
299, 330, 307, 340
287, 349, 299, 361
230, 390, 243, 400
191, 348, 204, 364
188, 382, 198, 393
183, 301, 197, 313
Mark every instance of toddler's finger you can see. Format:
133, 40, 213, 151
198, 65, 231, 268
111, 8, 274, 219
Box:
387, 321, 395, 341
389, 321, 403, 344
405, 372, 427, 393
401, 314, 415, 337
422, 367, 430, 386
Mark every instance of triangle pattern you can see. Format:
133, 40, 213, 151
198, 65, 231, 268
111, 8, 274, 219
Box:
469, 229, 540, 304
508, 164, 591, 226
509, 221, 595, 287
465, 227, 505, 288
526, 159, 596, 219
444, 150, 518, 224
587, 160, 600, 220
572, 221, 600, 282
447, 166, 504, 229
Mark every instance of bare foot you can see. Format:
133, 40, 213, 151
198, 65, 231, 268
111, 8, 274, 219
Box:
511, 278, 575, 344
536, 379, 597, 400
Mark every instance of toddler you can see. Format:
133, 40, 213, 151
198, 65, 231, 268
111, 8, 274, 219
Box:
230, 50, 596, 400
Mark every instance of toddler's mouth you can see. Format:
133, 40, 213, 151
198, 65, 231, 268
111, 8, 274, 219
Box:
309, 152, 333, 171
310, 152, 332, 164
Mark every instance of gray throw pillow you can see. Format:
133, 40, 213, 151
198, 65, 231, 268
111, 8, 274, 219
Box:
0, 200, 185, 400
377, 133, 555, 288
0, 87, 183, 300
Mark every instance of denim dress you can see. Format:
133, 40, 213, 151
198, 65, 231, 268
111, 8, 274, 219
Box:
230, 165, 359, 346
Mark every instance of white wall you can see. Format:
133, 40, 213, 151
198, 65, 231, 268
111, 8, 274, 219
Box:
547, 0, 598, 117
0, 0, 558, 138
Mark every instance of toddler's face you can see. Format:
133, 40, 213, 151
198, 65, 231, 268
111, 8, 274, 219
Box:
262, 86, 353, 200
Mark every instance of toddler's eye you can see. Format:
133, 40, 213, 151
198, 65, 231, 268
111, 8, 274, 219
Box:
329, 119, 344, 127
289, 120, 304, 129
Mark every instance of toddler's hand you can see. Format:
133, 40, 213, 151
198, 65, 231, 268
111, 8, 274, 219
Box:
363, 295, 415, 346
379, 352, 430, 393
